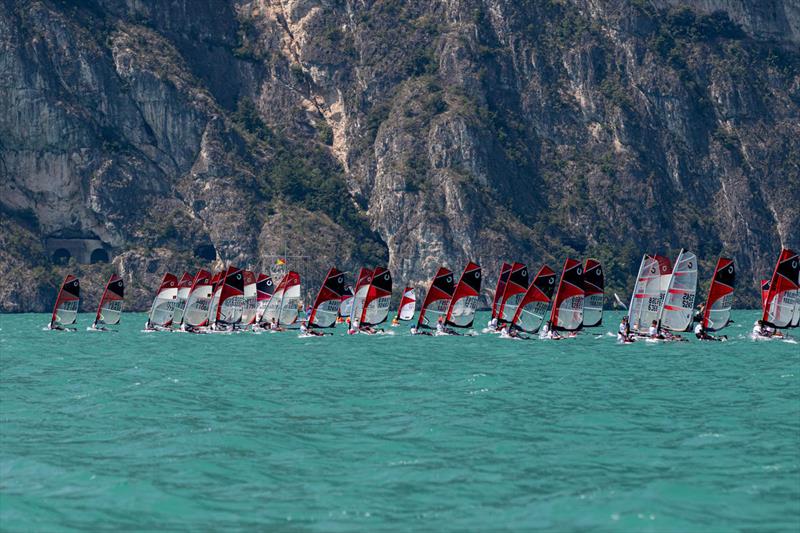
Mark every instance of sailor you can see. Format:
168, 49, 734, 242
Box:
618, 316, 633, 342
693, 302, 706, 322
300, 320, 308, 334
500, 323, 510, 337
391, 315, 400, 326
488, 316, 499, 330
436, 317, 445, 334
649, 320, 664, 340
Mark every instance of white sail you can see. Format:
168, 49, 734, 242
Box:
279, 282, 301, 325
659, 250, 697, 332
628, 255, 671, 333
241, 282, 257, 325
184, 285, 213, 327
149, 288, 178, 327
172, 286, 191, 325
349, 284, 369, 325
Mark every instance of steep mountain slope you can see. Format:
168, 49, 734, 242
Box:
1, 0, 798, 311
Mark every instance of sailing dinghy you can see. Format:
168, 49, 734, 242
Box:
171, 272, 193, 327
308, 268, 348, 328
582, 259, 604, 328
510, 265, 557, 334
92, 274, 124, 330
254, 273, 275, 326
761, 248, 799, 333
182, 270, 213, 330
262, 271, 301, 327
241, 271, 258, 327
549, 258, 584, 334
491, 262, 512, 322
348, 268, 373, 329
360, 267, 392, 329
497, 262, 529, 324
146, 273, 178, 330
415, 267, 456, 332
49, 275, 80, 330
444, 262, 482, 330
213, 266, 245, 329
657, 249, 698, 333
628, 254, 672, 334
701, 257, 735, 333
396, 287, 416, 321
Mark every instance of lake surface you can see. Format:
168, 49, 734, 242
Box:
1, 311, 798, 531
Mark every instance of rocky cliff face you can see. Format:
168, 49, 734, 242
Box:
1, 0, 798, 311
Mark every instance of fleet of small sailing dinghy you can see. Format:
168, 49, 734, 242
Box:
45, 248, 800, 342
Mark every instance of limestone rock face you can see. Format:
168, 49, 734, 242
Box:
1, 0, 798, 311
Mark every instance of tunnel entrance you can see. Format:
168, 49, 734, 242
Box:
194, 244, 216, 261
90, 248, 110, 264
52, 248, 71, 265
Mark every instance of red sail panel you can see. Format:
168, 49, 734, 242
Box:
309, 268, 347, 328
492, 262, 512, 319
497, 262, 529, 322
94, 274, 124, 326
51, 275, 81, 327
762, 249, 800, 328
551, 258, 584, 331
417, 267, 455, 329
702, 257, 735, 331
361, 267, 392, 326
445, 262, 482, 328
511, 265, 557, 333
761, 279, 770, 310
215, 266, 245, 325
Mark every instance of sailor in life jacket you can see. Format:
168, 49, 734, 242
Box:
618, 316, 631, 340
488, 316, 498, 330
436, 317, 445, 334
649, 320, 664, 339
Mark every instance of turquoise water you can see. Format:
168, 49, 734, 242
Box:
1, 311, 798, 531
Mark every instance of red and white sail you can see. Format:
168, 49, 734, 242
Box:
659, 249, 698, 332
497, 262, 529, 323
241, 271, 258, 325
492, 262, 512, 319
94, 274, 124, 327
582, 259, 604, 328
50, 275, 80, 328
628, 254, 672, 333
171, 272, 193, 326
263, 271, 302, 326
361, 267, 392, 326
183, 270, 213, 328
416, 267, 455, 329
215, 266, 245, 326
762, 248, 800, 329
397, 287, 416, 321
309, 268, 348, 328
445, 262, 482, 328
255, 273, 275, 324
702, 257, 735, 332
148, 273, 178, 327
349, 268, 373, 326
551, 258, 584, 331
511, 265, 557, 333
